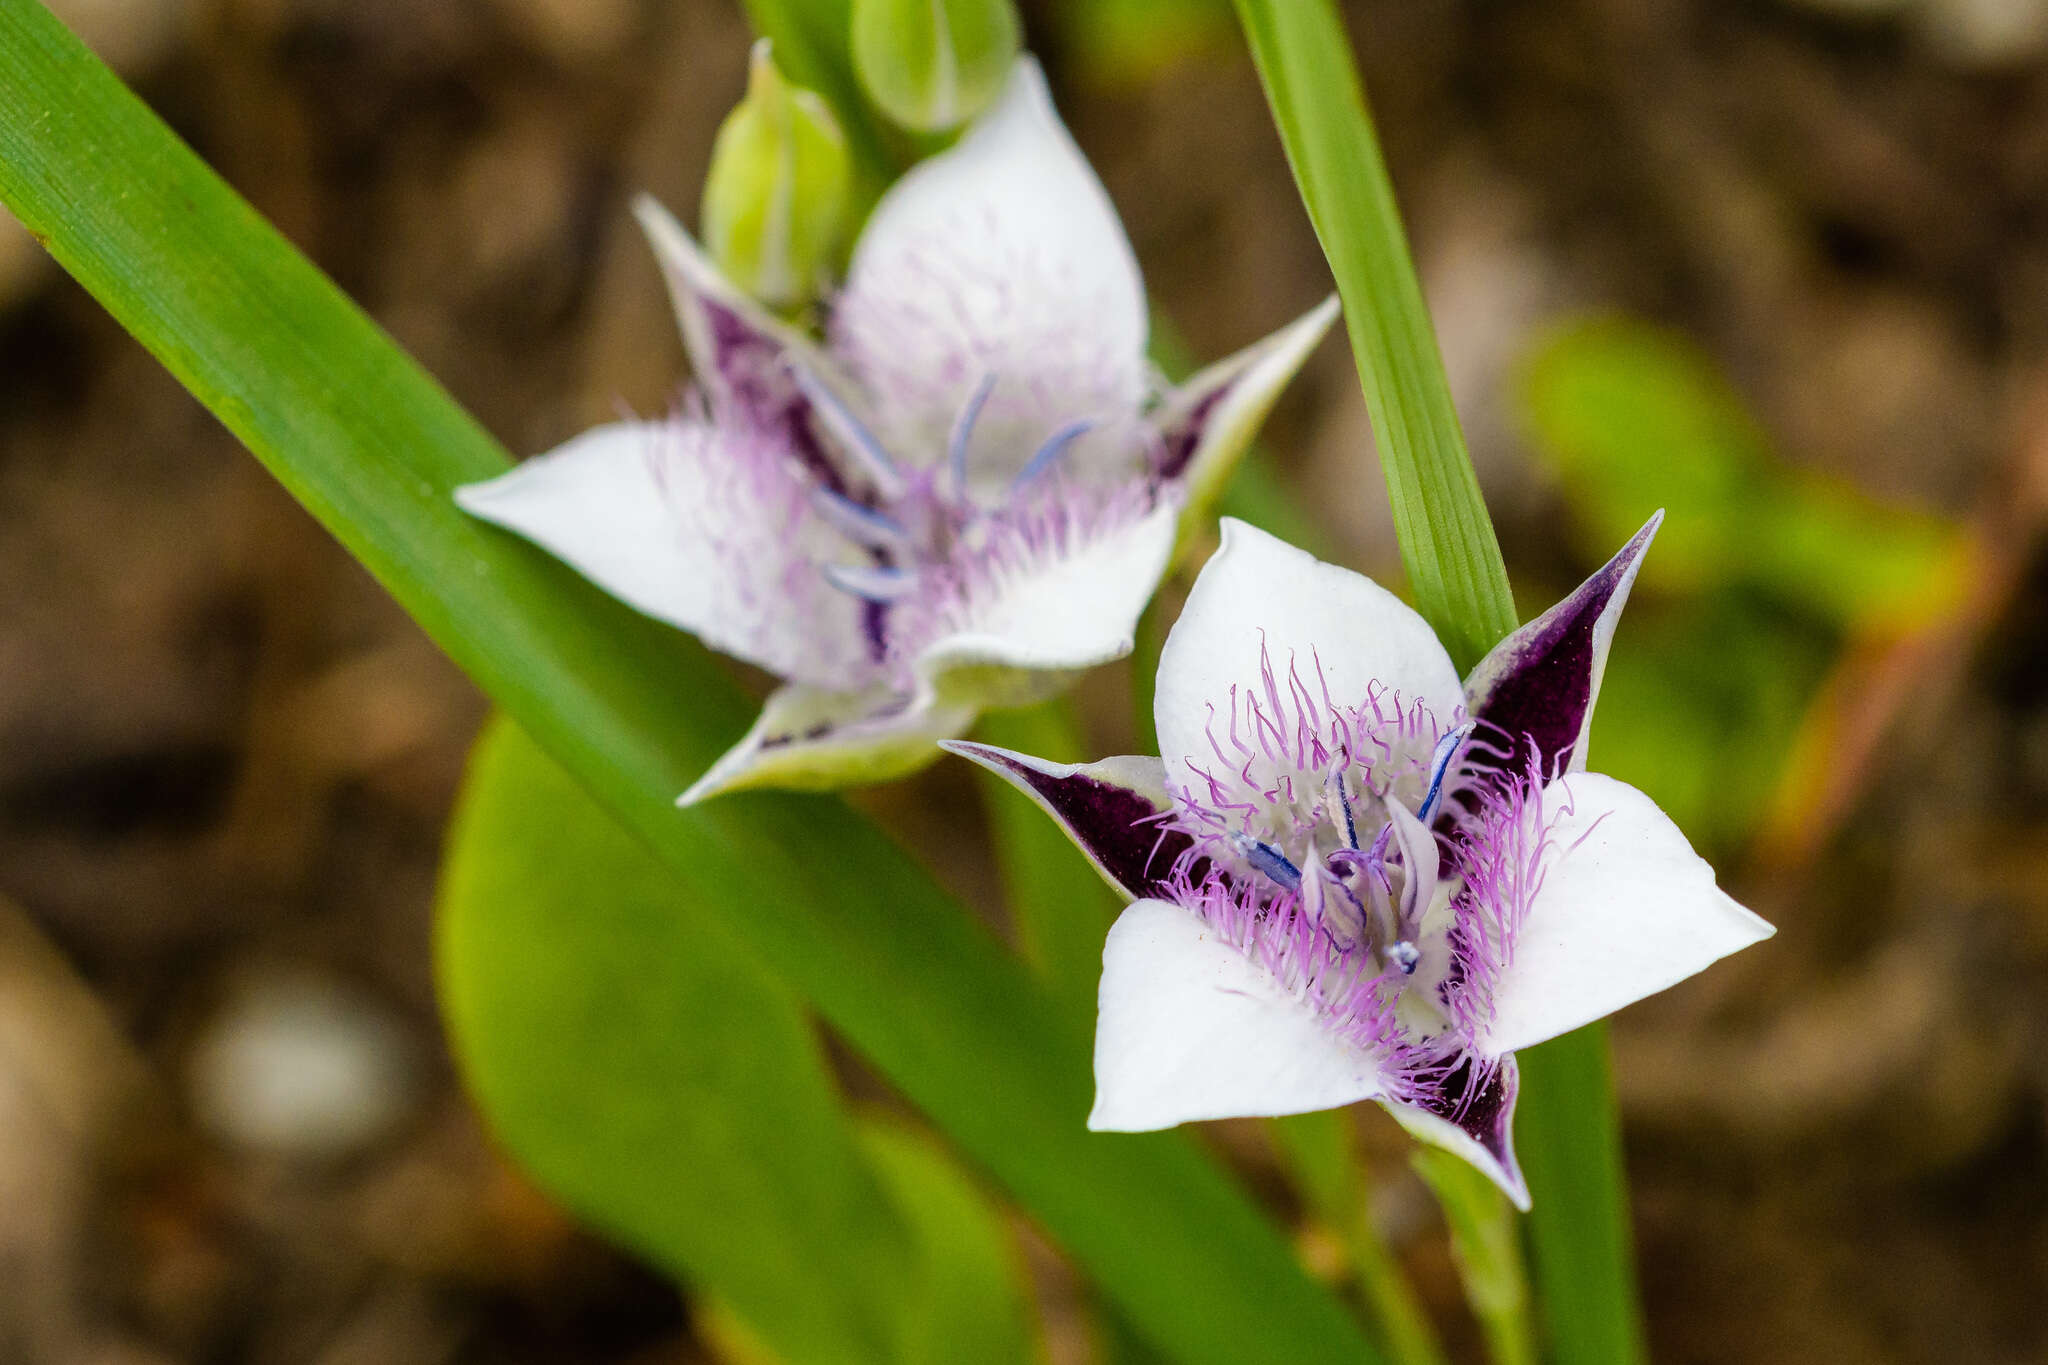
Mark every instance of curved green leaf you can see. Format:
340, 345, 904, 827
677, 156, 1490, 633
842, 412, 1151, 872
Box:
439, 716, 912, 1365
857, 1120, 1035, 1365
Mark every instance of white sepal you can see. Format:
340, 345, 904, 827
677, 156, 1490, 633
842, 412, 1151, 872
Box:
456, 420, 873, 689
830, 58, 1148, 491
1478, 773, 1775, 1056
679, 682, 976, 806
1090, 899, 1384, 1131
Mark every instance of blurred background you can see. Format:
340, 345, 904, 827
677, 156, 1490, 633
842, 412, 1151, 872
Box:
4, 0, 2048, 1360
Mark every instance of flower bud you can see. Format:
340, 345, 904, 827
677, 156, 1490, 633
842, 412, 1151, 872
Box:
851, 0, 1021, 133
700, 40, 852, 311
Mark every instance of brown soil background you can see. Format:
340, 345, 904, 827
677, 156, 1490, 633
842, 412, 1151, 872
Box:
3, 0, 2048, 1361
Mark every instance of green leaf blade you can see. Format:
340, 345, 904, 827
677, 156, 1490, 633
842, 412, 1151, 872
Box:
440, 717, 914, 1365
1230, 0, 1514, 673
1230, 5, 1645, 1362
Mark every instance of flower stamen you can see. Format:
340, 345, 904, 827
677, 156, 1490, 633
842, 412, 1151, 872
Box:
808, 485, 909, 549
788, 360, 908, 499
947, 371, 998, 498
1011, 418, 1096, 491
821, 561, 918, 601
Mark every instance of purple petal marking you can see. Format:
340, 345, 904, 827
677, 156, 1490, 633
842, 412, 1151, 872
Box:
1463, 513, 1662, 784
700, 298, 851, 495
1405, 1052, 1524, 1195
1152, 381, 1234, 481
942, 742, 1191, 901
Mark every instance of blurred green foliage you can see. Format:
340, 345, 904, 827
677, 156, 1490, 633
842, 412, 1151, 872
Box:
1518, 316, 1972, 854
1521, 317, 1970, 629
438, 717, 1033, 1365
1053, 0, 1237, 86
1412, 1150, 1535, 1365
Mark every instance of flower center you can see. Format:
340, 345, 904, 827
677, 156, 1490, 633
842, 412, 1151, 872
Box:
790, 361, 1141, 669
1156, 647, 1575, 1102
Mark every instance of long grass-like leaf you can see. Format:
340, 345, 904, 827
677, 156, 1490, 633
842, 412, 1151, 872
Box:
1230, 0, 1513, 672
1231, 4, 1645, 1361
0, 6, 1375, 1360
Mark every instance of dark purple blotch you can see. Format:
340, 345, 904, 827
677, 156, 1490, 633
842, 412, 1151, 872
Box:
702, 297, 850, 497
953, 744, 1193, 900
1463, 514, 1660, 785
1152, 381, 1234, 481
1408, 1052, 1522, 1188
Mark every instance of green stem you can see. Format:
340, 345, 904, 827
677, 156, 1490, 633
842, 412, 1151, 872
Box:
1231, 0, 1514, 672
1232, 4, 1644, 1361
1512, 1028, 1646, 1365
1413, 1149, 1538, 1365
1347, 1200, 1451, 1365
1268, 1112, 1448, 1365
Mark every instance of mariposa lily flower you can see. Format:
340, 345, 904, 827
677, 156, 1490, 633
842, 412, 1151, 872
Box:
948, 514, 1773, 1206
456, 57, 1337, 803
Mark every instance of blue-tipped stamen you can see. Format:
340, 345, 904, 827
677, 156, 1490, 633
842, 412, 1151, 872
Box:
1234, 834, 1303, 892
821, 561, 918, 602
789, 362, 907, 499
809, 486, 908, 549
1011, 418, 1094, 491
947, 372, 998, 497
1417, 722, 1473, 824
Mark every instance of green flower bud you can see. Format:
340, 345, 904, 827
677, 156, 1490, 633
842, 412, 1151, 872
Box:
851, 0, 1022, 133
700, 40, 852, 311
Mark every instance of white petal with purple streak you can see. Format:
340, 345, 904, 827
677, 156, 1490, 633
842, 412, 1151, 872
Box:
1387, 1081, 1530, 1212
633, 198, 846, 432
1090, 898, 1385, 1131
941, 743, 1180, 901
830, 58, 1148, 491
1476, 772, 1775, 1056
1463, 512, 1661, 777
456, 420, 875, 690
1154, 295, 1339, 540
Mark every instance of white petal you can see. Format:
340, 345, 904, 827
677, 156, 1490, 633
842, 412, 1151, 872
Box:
679, 683, 976, 805
1089, 898, 1384, 1131
1478, 773, 1775, 1056
915, 498, 1177, 683
456, 420, 874, 689
830, 58, 1148, 489
1157, 295, 1340, 542
1154, 519, 1464, 796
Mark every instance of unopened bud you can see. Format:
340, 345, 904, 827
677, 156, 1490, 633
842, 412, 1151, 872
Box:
851, 0, 1021, 133
700, 40, 851, 310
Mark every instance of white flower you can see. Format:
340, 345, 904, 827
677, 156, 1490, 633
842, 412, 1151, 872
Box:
457, 59, 1336, 803
948, 516, 1773, 1207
